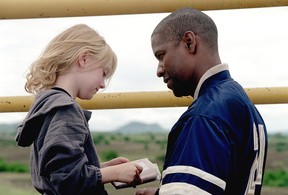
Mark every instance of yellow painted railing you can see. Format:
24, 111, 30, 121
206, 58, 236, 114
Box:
0, 0, 288, 19
0, 87, 288, 113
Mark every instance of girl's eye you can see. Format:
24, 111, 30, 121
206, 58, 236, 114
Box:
103, 71, 107, 77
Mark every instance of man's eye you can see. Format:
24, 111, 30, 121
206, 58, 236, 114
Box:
157, 53, 164, 60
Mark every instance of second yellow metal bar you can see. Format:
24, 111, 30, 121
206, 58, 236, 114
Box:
0, 87, 288, 113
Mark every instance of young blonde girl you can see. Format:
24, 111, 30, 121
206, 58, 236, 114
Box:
16, 24, 142, 195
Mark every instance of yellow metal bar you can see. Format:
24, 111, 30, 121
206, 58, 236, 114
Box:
0, 87, 288, 113
1, 0, 287, 19
77, 91, 192, 110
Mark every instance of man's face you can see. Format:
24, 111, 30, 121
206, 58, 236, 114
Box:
151, 34, 195, 97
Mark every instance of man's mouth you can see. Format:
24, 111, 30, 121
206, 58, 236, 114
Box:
164, 77, 170, 83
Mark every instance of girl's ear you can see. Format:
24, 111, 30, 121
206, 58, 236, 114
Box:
77, 51, 88, 68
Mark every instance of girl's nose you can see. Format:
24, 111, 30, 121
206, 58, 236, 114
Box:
100, 79, 106, 89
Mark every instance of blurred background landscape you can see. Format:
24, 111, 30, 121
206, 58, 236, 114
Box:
0, 121, 287, 195
0, 4, 287, 195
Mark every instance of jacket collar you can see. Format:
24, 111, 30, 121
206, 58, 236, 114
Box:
193, 63, 229, 100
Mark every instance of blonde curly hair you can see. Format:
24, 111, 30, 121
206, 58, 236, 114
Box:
25, 24, 117, 94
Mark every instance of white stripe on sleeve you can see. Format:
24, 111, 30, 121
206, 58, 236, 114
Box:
159, 182, 212, 195
162, 165, 226, 190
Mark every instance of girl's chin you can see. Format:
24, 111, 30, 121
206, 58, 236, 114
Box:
79, 93, 95, 100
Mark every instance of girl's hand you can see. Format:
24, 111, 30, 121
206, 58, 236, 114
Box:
101, 157, 130, 168
101, 161, 143, 184
115, 162, 143, 185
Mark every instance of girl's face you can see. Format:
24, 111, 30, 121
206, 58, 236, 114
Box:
76, 56, 108, 100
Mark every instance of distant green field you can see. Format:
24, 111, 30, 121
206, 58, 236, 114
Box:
1, 132, 288, 195
0, 173, 38, 195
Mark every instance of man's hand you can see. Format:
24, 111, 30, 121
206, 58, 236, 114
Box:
135, 187, 158, 195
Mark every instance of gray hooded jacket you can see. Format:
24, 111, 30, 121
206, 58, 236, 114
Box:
16, 88, 107, 195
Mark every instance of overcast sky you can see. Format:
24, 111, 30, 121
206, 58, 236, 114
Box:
0, 6, 287, 133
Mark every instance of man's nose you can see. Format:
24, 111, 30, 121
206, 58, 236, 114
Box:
156, 63, 164, 77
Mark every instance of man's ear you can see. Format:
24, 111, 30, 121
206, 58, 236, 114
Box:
77, 51, 88, 68
182, 31, 197, 54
